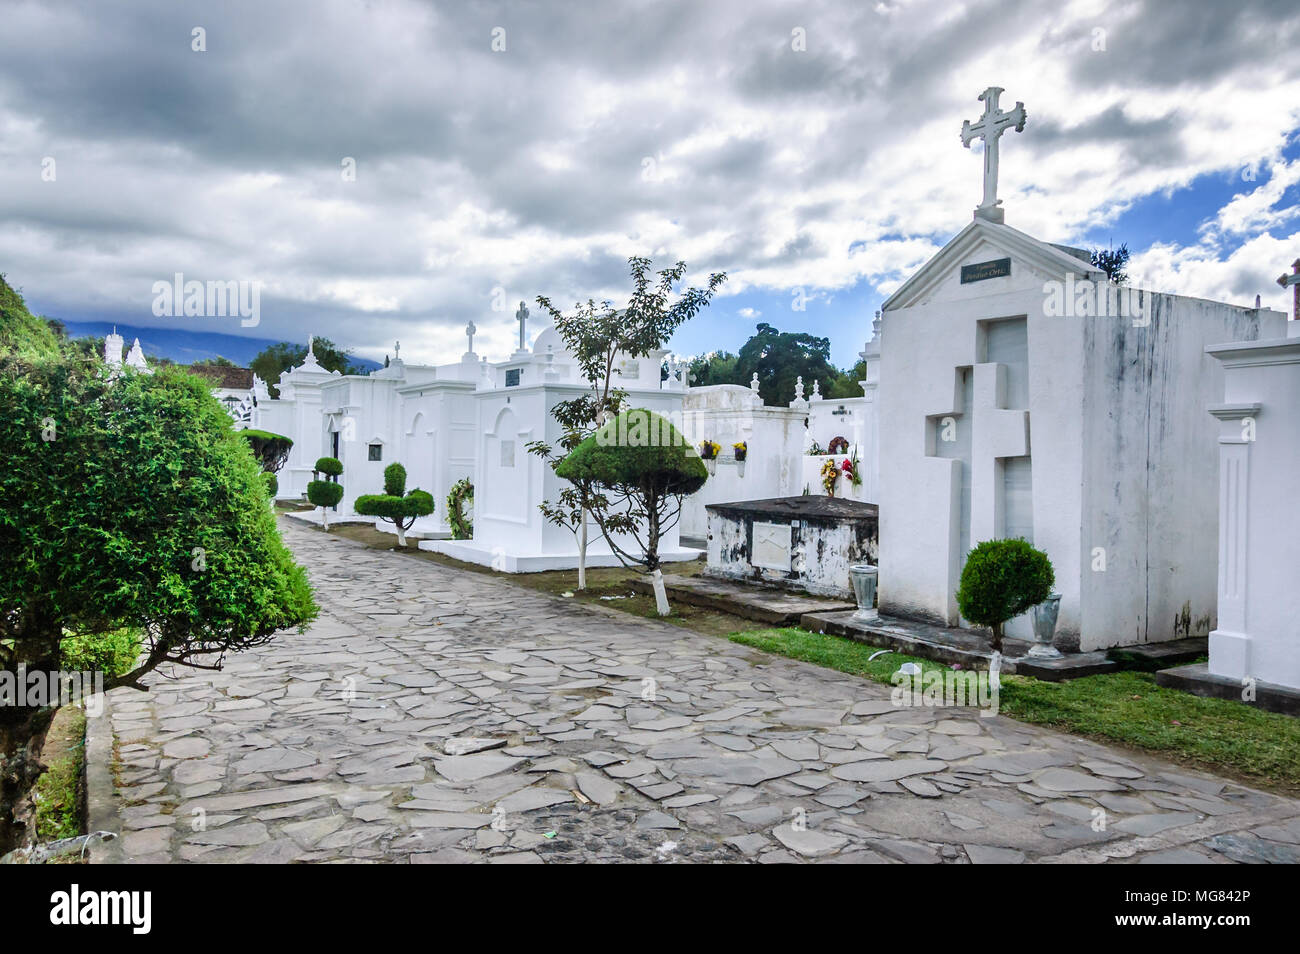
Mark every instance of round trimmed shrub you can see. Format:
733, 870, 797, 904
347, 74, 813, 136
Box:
314, 456, 343, 477
307, 480, 344, 509
263, 472, 278, 498
955, 538, 1054, 653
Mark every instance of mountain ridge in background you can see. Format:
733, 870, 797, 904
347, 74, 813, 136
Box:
58, 320, 382, 371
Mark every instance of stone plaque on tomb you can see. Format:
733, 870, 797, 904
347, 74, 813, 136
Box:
705, 496, 879, 598
505, 368, 521, 387
751, 521, 792, 570
960, 257, 1011, 283
500, 440, 515, 467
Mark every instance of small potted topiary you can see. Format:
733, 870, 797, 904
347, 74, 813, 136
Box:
308, 456, 344, 530
354, 462, 434, 547
955, 538, 1054, 684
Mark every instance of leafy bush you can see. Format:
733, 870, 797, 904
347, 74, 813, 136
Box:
383, 462, 406, 496
307, 480, 344, 508
0, 346, 317, 851
242, 428, 294, 473
314, 456, 343, 476
556, 409, 706, 587
352, 461, 433, 546
263, 472, 278, 498
59, 627, 143, 679
956, 538, 1055, 652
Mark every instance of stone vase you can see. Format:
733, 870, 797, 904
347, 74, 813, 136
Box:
736, 459, 746, 477
1027, 592, 1063, 658
848, 564, 879, 622
704, 457, 716, 475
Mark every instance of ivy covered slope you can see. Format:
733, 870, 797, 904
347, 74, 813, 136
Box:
0, 275, 60, 357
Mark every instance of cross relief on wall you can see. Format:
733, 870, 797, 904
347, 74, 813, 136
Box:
925, 361, 1031, 549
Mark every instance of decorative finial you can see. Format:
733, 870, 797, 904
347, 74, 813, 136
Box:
465, 320, 477, 353
750, 372, 760, 392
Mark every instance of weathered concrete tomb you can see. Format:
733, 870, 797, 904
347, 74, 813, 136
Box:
705, 496, 879, 598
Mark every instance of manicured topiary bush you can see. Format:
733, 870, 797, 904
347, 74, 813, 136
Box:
307, 456, 344, 530
242, 428, 294, 473
263, 471, 278, 498
314, 456, 343, 477
956, 538, 1055, 655
354, 461, 433, 546
556, 408, 707, 614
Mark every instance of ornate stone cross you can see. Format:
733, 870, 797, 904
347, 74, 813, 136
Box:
515, 301, 529, 351
1277, 259, 1300, 320
465, 320, 477, 353
961, 87, 1027, 223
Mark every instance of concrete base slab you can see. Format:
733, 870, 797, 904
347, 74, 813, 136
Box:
1155, 663, 1300, 716
802, 610, 1117, 681
1108, 637, 1208, 671
283, 510, 375, 529
421, 539, 703, 573
627, 573, 855, 624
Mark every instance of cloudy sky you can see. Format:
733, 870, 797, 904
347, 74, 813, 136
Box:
2, 0, 1298, 367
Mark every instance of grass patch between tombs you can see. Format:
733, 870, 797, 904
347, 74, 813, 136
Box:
730, 627, 1300, 795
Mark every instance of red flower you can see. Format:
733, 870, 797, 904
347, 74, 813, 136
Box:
840, 459, 854, 474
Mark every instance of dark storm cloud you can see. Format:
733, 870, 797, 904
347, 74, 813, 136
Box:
0, 0, 1296, 360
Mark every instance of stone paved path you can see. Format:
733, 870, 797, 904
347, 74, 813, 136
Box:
92, 521, 1300, 864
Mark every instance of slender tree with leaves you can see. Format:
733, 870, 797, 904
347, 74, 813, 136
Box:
527, 257, 726, 588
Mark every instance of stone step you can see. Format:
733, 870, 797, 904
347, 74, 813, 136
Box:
627, 573, 855, 625
801, 609, 1118, 682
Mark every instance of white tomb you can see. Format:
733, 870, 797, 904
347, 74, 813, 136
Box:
424, 309, 701, 571
876, 87, 1287, 652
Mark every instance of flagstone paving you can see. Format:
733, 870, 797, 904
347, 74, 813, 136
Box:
92, 521, 1300, 864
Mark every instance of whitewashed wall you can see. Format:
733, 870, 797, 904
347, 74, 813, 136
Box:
678, 385, 806, 538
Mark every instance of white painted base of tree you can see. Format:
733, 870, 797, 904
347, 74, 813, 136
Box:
320, 507, 330, 530
651, 569, 670, 616
578, 513, 588, 590
988, 650, 1002, 691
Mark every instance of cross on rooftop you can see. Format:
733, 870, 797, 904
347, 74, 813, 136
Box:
961, 86, 1027, 223
515, 301, 529, 351
1277, 259, 1300, 320
465, 320, 477, 352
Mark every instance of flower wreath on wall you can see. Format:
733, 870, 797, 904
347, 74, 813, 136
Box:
446, 478, 474, 540
827, 435, 850, 455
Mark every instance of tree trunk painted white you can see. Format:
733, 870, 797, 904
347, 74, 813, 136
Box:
396, 525, 407, 547
577, 510, 588, 590
988, 650, 1002, 691
651, 569, 670, 616
320, 506, 330, 531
